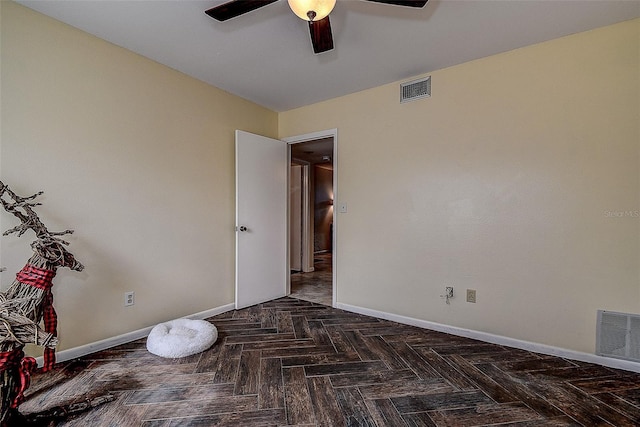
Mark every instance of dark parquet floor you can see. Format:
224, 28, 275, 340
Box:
21, 297, 640, 426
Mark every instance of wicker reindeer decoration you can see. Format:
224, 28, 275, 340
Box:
0, 181, 107, 425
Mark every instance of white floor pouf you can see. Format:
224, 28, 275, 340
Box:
146, 318, 218, 358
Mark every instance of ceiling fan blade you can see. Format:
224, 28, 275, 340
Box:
364, 0, 428, 7
309, 16, 334, 54
205, 0, 279, 21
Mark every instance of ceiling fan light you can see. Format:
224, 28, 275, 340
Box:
288, 0, 336, 22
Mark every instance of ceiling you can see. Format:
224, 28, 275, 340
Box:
291, 137, 334, 167
16, 1, 640, 112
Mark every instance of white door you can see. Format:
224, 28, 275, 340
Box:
290, 164, 302, 271
236, 130, 288, 309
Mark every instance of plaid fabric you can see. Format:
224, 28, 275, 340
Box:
15, 264, 56, 290
0, 349, 37, 408
41, 290, 57, 372
15, 264, 58, 371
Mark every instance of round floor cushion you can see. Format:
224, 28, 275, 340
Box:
146, 319, 218, 358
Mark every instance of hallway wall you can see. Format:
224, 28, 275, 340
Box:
314, 166, 333, 253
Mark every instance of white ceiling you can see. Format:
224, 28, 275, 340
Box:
16, 0, 640, 112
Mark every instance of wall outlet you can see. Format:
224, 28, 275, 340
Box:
124, 291, 135, 306
466, 289, 477, 303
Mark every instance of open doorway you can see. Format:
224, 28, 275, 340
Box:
289, 137, 334, 306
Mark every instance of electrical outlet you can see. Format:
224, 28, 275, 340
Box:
445, 287, 454, 298
124, 291, 135, 307
466, 289, 476, 303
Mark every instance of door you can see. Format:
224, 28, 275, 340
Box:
236, 130, 288, 309
290, 164, 302, 271
290, 161, 312, 272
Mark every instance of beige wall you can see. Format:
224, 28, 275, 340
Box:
280, 19, 640, 354
1, 2, 277, 353
2, 1, 638, 358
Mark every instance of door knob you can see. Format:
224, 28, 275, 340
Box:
238, 225, 248, 232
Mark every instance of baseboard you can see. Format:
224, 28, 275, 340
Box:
36, 302, 235, 366
40, 300, 640, 374
336, 302, 640, 374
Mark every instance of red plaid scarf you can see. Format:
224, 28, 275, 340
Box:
15, 264, 58, 372
0, 349, 37, 408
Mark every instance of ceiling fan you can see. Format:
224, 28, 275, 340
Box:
205, 0, 428, 54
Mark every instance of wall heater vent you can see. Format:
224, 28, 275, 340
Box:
401, 76, 431, 103
596, 310, 640, 362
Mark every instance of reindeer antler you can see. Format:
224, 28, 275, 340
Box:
0, 181, 83, 271
0, 182, 72, 239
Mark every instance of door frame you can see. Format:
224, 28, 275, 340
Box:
289, 160, 312, 273
284, 129, 338, 308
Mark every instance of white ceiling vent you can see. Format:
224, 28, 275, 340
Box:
401, 76, 431, 103
596, 310, 640, 362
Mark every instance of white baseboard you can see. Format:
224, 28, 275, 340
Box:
36, 303, 235, 366
336, 302, 640, 374
39, 300, 640, 374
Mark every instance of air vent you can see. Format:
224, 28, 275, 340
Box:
596, 310, 640, 362
401, 76, 431, 103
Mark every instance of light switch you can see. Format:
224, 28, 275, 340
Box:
339, 203, 347, 213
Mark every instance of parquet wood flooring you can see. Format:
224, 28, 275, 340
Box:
20, 297, 640, 426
